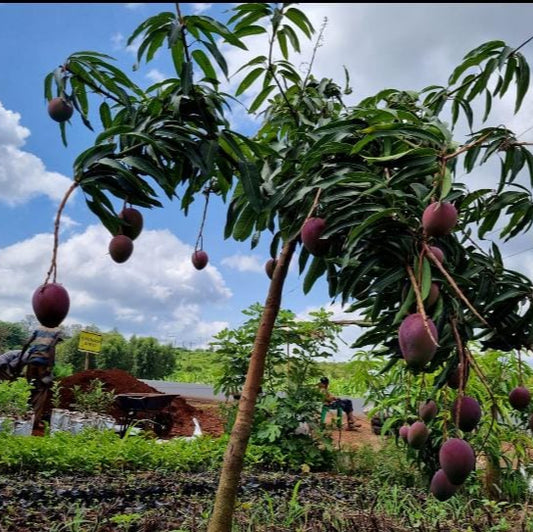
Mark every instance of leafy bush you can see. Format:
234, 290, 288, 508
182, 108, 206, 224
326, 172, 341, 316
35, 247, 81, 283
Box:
71, 379, 115, 414
0, 429, 228, 473
0, 378, 32, 418
214, 304, 341, 470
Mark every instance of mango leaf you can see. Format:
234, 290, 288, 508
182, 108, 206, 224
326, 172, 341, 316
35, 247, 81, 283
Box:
284, 7, 314, 39
236, 67, 264, 97
345, 208, 397, 246
303, 256, 327, 295
202, 40, 228, 78
192, 49, 218, 84
99, 102, 112, 129
238, 161, 263, 212
440, 167, 452, 200
249, 84, 276, 113
43, 72, 54, 101
515, 55, 530, 114
277, 28, 289, 60
421, 258, 432, 301
232, 203, 257, 241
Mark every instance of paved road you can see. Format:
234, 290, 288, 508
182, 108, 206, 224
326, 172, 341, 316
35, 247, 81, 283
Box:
141, 380, 368, 413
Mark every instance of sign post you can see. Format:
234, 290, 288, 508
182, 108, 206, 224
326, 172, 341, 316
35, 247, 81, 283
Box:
78, 331, 103, 370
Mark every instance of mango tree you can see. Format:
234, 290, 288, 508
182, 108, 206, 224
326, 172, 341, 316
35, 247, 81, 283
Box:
37, 3, 533, 530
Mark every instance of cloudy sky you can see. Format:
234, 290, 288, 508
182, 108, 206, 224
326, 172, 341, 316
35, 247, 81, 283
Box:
1, 3, 533, 360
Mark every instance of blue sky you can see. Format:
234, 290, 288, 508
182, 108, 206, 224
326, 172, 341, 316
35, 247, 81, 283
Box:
2, 3, 533, 360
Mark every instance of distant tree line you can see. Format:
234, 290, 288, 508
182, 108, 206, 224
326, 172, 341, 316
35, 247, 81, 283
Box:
0, 318, 176, 380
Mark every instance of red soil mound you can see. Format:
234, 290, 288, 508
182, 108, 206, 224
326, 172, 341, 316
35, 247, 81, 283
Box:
44, 369, 224, 438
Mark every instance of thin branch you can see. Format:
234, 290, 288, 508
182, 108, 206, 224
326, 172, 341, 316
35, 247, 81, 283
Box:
446, 34, 533, 98
64, 66, 123, 106
305, 188, 322, 221
423, 243, 490, 327
463, 346, 500, 415
406, 264, 439, 347
44, 182, 79, 285
450, 317, 466, 426
194, 189, 211, 251
302, 17, 327, 88
443, 132, 492, 161
266, 7, 298, 122
518, 348, 524, 386
512, 34, 533, 55
175, 3, 192, 64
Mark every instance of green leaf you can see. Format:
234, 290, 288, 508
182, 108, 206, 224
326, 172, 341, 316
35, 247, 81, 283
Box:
202, 40, 228, 78
192, 49, 218, 83
171, 38, 185, 76
440, 167, 452, 200
233, 203, 257, 241
249, 84, 276, 113
345, 208, 397, 246
303, 256, 327, 295
236, 67, 264, 97
276, 28, 289, 60
233, 25, 267, 38
393, 286, 415, 325
238, 161, 263, 212
44, 72, 54, 101
74, 144, 117, 175
59, 121, 67, 147
498, 45, 515, 69
361, 123, 445, 146
421, 258, 432, 301
479, 209, 500, 239
282, 24, 301, 54
284, 7, 314, 39
70, 76, 89, 116
499, 55, 517, 97
515, 55, 530, 113
95, 125, 132, 144
362, 148, 417, 162
483, 88, 492, 122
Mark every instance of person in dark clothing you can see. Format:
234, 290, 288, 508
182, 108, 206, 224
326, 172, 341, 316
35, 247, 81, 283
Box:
0, 326, 62, 428
23, 326, 62, 428
0, 349, 24, 381
318, 377, 361, 430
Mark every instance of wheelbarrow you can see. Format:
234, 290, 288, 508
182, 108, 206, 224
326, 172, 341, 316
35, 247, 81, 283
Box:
114, 393, 179, 438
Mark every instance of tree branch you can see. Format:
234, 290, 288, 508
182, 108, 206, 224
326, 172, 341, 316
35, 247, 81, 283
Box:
423, 243, 490, 327
65, 66, 123, 106
44, 182, 79, 285
406, 264, 439, 347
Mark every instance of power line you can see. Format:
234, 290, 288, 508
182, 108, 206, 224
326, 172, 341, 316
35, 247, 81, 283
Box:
504, 245, 533, 259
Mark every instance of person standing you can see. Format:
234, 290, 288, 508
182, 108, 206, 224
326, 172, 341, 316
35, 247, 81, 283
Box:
24, 326, 62, 429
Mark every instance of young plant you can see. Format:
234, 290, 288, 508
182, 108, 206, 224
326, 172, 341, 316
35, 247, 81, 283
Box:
71, 379, 115, 415
0, 378, 32, 419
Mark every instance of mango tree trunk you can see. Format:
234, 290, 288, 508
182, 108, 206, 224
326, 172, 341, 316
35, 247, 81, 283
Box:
207, 239, 297, 532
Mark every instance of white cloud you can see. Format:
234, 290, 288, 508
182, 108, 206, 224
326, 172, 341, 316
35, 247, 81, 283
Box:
58, 215, 81, 232
221, 253, 264, 273
111, 32, 125, 51
146, 68, 167, 84
0, 101, 73, 206
125, 3, 145, 9
192, 3, 212, 15
126, 36, 143, 57
0, 225, 232, 346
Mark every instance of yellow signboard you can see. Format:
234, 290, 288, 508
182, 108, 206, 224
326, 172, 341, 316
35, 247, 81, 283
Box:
78, 331, 103, 354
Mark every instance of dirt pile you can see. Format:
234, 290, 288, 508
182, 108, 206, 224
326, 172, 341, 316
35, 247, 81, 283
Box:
45, 369, 224, 438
